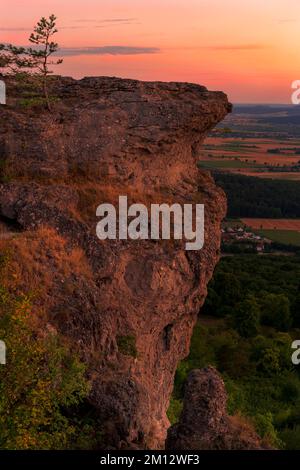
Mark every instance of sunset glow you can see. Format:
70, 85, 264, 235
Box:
1, 0, 299, 103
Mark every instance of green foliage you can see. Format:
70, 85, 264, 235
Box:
167, 398, 183, 425
203, 272, 242, 317
170, 319, 300, 447
28, 14, 63, 110
0, 157, 10, 183
233, 295, 260, 338
280, 376, 300, 403
170, 255, 300, 449
0, 14, 62, 110
172, 255, 300, 449
292, 290, 300, 327
116, 335, 138, 358
0, 285, 98, 449
0, 44, 35, 74
257, 229, 300, 248
19, 95, 60, 109
214, 172, 300, 218
28, 15, 63, 75
19, 96, 49, 108
279, 425, 300, 450
203, 255, 300, 330
254, 413, 282, 447
260, 293, 292, 331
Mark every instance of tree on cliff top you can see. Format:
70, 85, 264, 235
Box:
28, 14, 63, 110
0, 14, 63, 110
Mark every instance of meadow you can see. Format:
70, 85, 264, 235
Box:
257, 230, 300, 247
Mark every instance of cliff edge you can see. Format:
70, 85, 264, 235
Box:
0, 76, 231, 448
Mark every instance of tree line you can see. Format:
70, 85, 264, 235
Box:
213, 172, 300, 218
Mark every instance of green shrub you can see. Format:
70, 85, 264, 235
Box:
167, 398, 183, 425
18, 95, 60, 109
260, 293, 292, 331
233, 295, 260, 338
116, 335, 138, 358
279, 425, 300, 450
0, 286, 96, 449
254, 412, 282, 448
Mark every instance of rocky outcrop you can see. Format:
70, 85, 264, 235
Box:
166, 367, 266, 450
0, 76, 231, 449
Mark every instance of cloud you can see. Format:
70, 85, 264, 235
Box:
95, 22, 141, 28
0, 26, 85, 31
59, 26, 86, 30
55, 46, 160, 56
0, 18, 140, 33
203, 44, 266, 51
0, 27, 29, 31
75, 18, 138, 25
278, 19, 298, 24
0, 42, 159, 56
175, 44, 267, 52
100, 18, 138, 23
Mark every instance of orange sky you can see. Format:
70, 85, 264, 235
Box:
1, 0, 300, 103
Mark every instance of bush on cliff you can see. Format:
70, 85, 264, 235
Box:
0, 277, 96, 449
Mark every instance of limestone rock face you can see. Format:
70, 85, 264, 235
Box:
166, 367, 266, 450
0, 77, 231, 449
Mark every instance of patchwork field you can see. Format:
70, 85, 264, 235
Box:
198, 159, 259, 169
204, 137, 300, 167
240, 219, 300, 246
234, 171, 300, 181
201, 106, 300, 180
241, 218, 300, 231
257, 229, 300, 246
202, 137, 300, 172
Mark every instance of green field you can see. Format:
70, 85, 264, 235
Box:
258, 229, 300, 246
204, 142, 258, 153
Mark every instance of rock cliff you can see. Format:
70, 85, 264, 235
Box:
0, 76, 231, 449
166, 367, 266, 450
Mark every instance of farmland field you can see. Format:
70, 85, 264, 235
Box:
234, 171, 300, 181
201, 137, 300, 180
198, 159, 259, 169
241, 219, 300, 231
240, 218, 300, 246
200, 137, 300, 180
204, 137, 300, 166
257, 229, 300, 246
201, 105, 300, 180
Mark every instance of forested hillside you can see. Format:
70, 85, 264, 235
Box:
213, 173, 300, 218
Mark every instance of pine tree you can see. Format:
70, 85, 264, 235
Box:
28, 14, 63, 110
0, 15, 63, 110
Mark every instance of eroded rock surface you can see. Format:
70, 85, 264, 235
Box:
166, 367, 267, 450
0, 76, 231, 449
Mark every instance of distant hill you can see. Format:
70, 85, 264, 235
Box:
233, 105, 300, 116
